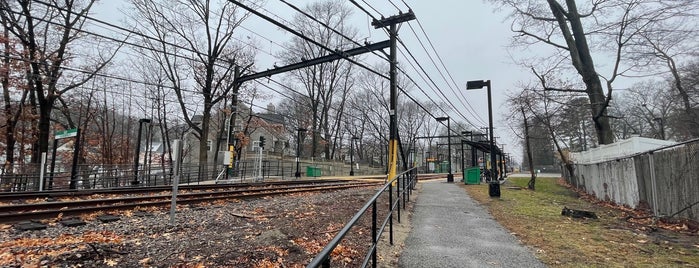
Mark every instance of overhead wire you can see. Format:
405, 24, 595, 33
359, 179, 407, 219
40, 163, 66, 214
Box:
398, 27, 483, 126
395, 38, 481, 128
348, 0, 484, 130
387, 0, 402, 12
23, 0, 455, 136
5, 3, 398, 132
277, 0, 389, 61
407, 20, 486, 124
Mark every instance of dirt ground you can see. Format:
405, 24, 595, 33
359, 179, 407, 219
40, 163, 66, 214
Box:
1, 186, 411, 267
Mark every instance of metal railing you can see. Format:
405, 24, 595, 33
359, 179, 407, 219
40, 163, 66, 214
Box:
307, 167, 418, 268
0, 163, 225, 192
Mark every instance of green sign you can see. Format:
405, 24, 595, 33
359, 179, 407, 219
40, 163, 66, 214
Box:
55, 128, 78, 139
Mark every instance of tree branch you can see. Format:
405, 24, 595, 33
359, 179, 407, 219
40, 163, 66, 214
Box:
514, 28, 570, 50
544, 87, 587, 93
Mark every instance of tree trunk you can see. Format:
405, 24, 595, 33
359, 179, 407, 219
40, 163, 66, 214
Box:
35, 100, 54, 163
522, 108, 536, 190
547, 0, 615, 144
199, 106, 211, 179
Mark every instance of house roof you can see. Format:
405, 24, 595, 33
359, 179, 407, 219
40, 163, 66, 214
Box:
255, 113, 285, 125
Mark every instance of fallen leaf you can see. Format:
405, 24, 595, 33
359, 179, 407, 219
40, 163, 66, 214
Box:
104, 258, 118, 267
138, 257, 151, 265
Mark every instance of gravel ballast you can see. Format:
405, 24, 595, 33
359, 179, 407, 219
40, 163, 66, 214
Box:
1, 186, 385, 267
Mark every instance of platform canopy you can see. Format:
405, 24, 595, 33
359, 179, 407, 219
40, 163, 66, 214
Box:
462, 140, 502, 156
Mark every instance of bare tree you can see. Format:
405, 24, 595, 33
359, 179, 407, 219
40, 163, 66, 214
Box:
491, 0, 698, 145
128, 0, 255, 175
0, 16, 31, 171
628, 4, 699, 137
0, 0, 118, 164
279, 0, 358, 160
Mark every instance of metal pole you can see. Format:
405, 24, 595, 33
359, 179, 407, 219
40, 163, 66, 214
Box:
69, 128, 81, 189
350, 137, 355, 176
460, 137, 465, 181
39, 152, 46, 191
502, 145, 508, 178
470, 132, 476, 167
487, 81, 500, 197
133, 120, 145, 185
446, 118, 453, 182
49, 138, 58, 190
170, 140, 182, 225
228, 67, 241, 178
295, 128, 306, 178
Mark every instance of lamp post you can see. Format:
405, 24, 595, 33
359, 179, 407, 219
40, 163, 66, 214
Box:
350, 136, 359, 176
436, 116, 453, 182
461, 131, 472, 180
133, 118, 151, 185
500, 143, 507, 179
295, 128, 307, 178
467, 80, 500, 197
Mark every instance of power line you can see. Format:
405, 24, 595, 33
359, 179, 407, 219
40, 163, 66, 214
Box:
408, 20, 484, 123
387, 0, 402, 12
348, 0, 380, 22
17, 0, 460, 138
278, 0, 389, 61
361, 0, 385, 18
396, 38, 483, 128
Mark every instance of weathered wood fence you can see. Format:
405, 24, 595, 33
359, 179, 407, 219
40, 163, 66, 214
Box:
564, 140, 699, 222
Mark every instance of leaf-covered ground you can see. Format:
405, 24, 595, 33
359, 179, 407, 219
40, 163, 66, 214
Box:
1, 186, 387, 267
463, 176, 699, 267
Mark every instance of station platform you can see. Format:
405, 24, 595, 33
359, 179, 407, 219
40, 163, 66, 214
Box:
399, 180, 545, 267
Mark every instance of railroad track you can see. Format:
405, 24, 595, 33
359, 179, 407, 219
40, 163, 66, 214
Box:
0, 180, 381, 224
0, 179, 353, 203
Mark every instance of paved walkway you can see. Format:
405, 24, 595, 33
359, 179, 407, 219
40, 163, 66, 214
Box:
399, 180, 545, 267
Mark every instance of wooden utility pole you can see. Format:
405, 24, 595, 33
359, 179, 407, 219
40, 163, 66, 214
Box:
372, 11, 416, 182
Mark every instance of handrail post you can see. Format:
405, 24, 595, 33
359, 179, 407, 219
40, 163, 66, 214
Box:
403, 173, 407, 210
372, 201, 378, 268
397, 174, 401, 223
322, 256, 330, 268
389, 182, 394, 245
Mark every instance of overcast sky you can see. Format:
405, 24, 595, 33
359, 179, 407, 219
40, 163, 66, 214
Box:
92, 0, 533, 161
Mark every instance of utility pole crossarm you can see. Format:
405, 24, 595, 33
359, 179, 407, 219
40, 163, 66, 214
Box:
371, 11, 416, 28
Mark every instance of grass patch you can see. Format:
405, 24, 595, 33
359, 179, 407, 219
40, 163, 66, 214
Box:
462, 176, 699, 267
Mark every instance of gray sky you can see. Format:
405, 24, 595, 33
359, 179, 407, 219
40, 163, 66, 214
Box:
92, 0, 531, 161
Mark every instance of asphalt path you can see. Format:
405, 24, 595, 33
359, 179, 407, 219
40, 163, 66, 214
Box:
399, 180, 545, 267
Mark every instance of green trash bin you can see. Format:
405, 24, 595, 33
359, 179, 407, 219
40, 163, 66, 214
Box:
465, 167, 480, 185
306, 166, 321, 177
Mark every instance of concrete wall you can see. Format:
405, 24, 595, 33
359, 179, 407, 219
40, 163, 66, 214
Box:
565, 140, 699, 222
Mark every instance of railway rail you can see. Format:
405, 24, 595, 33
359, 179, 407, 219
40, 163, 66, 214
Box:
0, 179, 353, 203
0, 180, 381, 224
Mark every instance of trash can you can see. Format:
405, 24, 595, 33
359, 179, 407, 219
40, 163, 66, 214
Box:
465, 167, 480, 185
306, 166, 321, 177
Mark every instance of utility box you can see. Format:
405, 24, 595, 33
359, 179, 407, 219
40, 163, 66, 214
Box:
465, 167, 480, 185
306, 166, 321, 177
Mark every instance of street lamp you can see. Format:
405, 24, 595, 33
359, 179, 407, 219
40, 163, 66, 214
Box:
466, 80, 500, 197
436, 116, 453, 182
350, 136, 359, 176
295, 128, 307, 178
133, 118, 152, 185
